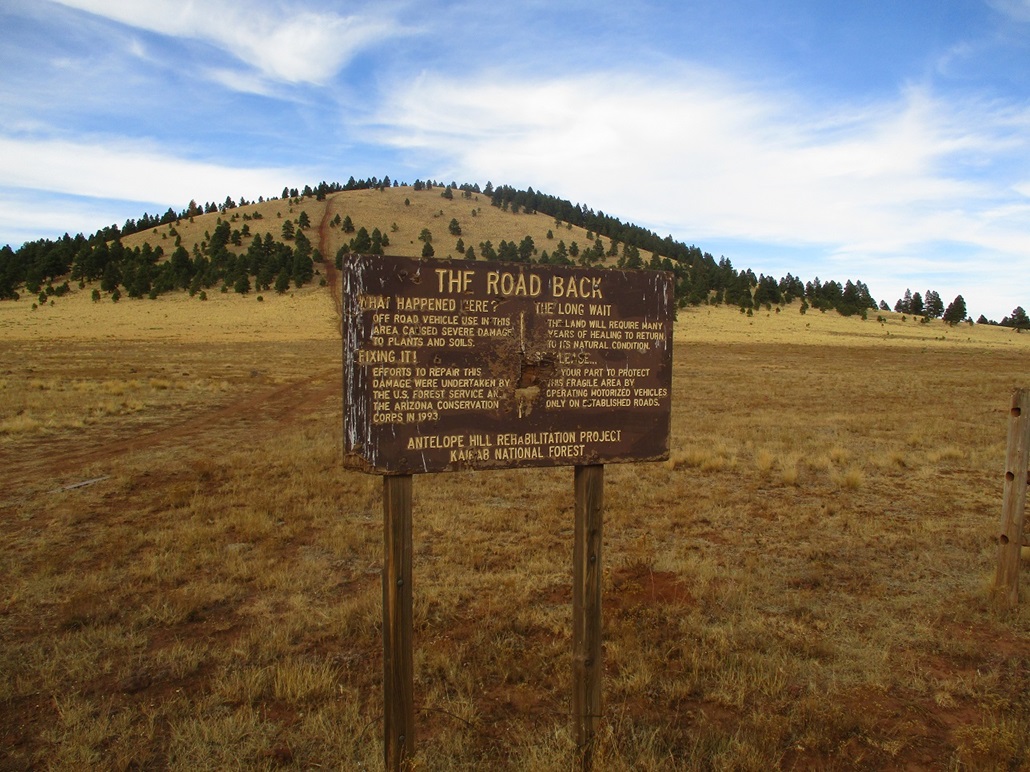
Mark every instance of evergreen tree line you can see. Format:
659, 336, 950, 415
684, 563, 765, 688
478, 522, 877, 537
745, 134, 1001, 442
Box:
482, 182, 1030, 323
331, 216, 392, 266
893, 288, 1026, 328
482, 183, 878, 316
2, 176, 1025, 326
99, 174, 400, 243
893, 288, 968, 325
0, 219, 316, 302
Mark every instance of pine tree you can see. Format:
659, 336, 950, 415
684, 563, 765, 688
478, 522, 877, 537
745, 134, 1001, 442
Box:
924, 290, 944, 319
350, 227, 371, 253
942, 295, 967, 325
518, 235, 535, 262
1001, 306, 1029, 329
275, 270, 291, 294
897, 288, 913, 314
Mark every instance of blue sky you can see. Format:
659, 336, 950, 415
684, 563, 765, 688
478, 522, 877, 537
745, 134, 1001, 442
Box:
2, 0, 1029, 319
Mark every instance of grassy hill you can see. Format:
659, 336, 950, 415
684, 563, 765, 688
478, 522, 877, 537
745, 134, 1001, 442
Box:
5, 179, 1025, 327
119, 184, 614, 267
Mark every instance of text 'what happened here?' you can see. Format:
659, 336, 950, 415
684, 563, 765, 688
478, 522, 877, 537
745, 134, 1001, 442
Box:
342, 255, 674, 474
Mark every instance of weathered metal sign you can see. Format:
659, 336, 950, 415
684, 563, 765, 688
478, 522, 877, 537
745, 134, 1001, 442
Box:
342, 254, 673, 474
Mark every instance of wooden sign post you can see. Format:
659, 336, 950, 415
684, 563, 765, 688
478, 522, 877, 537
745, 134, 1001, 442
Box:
341, 255, 673, 769
573, 463, 604, 766
994, 388, 1030, 609
382, 474, 414, 768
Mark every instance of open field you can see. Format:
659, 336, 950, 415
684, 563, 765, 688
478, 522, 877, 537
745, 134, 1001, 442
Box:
3, 281, 1030, 769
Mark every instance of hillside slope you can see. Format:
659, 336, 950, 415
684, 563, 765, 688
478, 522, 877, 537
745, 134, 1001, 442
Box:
120, 185, 611, 267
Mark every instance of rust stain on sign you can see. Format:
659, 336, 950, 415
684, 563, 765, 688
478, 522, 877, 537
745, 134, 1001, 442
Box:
342, 254, 673, 474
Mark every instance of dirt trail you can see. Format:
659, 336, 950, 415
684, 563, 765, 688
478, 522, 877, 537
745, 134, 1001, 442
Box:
5, 367, 341, 486
317, 198, 344, 321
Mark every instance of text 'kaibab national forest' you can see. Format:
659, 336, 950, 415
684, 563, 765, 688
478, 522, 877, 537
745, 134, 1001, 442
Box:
342, 255, 674, 474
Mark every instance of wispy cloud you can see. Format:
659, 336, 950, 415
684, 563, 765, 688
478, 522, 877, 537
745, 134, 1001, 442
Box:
51, 0, 405, 87
0, 135, 303, 208
986, 0, 1030, 22
0, 191, 131, 247
4, 1, 1028, 317
376, 69, 1027, 241
371, 67, 1030, 313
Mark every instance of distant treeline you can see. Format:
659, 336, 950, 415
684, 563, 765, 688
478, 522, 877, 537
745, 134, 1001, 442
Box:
1, 176, 1026, 328
480, 182, 1026, 326
0, 219, 318, 303
480, 183, 883, 320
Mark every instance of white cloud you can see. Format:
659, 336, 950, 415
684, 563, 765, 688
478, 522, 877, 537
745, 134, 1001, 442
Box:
0, 192, 130, 247
0, 135, 304, 217
369, 68, 1030, 317
986, 0, 1030, 22
51, 0, 403, 86
204, 68, 280, 98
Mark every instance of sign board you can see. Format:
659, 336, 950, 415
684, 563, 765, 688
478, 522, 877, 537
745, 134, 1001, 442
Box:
342, 254, 673, 474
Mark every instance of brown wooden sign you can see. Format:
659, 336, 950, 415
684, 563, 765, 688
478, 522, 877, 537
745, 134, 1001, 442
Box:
342, 254, 673, 475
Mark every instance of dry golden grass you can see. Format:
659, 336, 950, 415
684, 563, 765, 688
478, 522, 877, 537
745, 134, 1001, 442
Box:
0, 279, 335, 343
117, 185, 616, 272
2, 242, 1030, 768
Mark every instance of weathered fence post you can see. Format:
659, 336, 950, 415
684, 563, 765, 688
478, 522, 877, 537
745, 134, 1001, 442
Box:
573, 464, 604, 770
993, 388, 1030, 609
383, 474, 414, 770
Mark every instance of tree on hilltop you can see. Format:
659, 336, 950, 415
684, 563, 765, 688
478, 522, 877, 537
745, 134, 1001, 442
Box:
924, 290, 944, 319
910, 291, 924, 316
1001, 306, 1029, 330
942, 295, 967, 325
